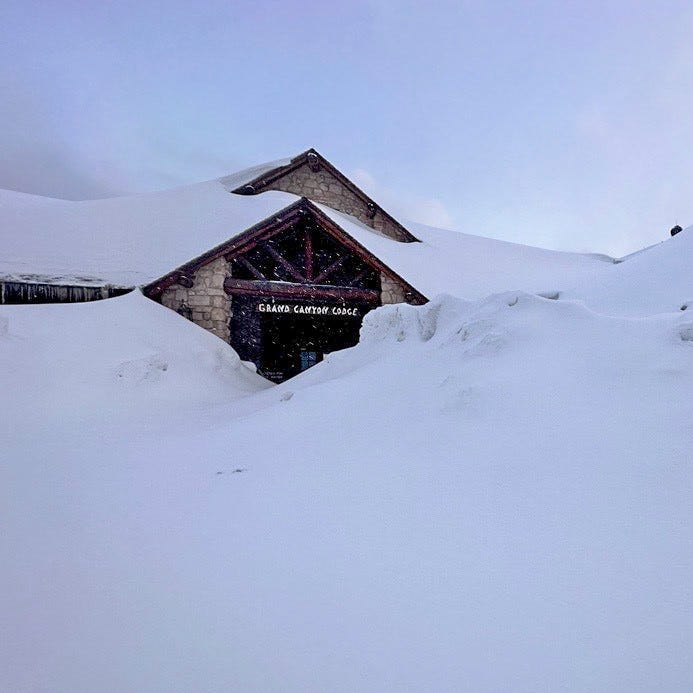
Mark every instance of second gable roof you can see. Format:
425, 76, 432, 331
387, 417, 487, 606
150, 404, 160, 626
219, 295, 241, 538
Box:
223, 148, 420, 244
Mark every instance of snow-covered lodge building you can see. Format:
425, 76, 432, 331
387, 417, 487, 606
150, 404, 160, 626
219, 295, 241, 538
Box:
145, 150, 429, 381
2, 147, 624, 381
0, 149, 429, 381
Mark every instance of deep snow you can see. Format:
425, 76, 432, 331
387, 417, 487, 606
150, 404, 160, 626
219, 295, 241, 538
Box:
2, 173, 693, 691
563, 226, 693, 317
3, 286, 693, 691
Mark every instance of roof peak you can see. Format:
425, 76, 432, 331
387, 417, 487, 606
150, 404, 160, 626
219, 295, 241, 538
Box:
225, 148, 419, 244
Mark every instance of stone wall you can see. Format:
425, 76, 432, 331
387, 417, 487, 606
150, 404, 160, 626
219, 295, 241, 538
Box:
160, 256, 231, 341
267, 162, 412, 243
380, 273, 408, 305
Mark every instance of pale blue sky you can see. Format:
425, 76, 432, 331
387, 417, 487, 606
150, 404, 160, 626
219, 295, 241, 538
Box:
2, 0, 693, 255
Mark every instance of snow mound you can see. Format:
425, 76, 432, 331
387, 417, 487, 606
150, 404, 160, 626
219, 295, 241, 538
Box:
3, 291, 693, 691
0, 290, 269, 432
212, 293, 693, 690
564, 225, 693, 316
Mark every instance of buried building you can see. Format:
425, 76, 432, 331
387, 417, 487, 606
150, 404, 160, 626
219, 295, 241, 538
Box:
145, 197, 426, 382
1, 149, 428, 382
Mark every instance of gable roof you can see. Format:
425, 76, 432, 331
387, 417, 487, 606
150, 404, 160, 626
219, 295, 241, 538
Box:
226, 148, 420, 243
0, 156, 611, 302
143, 197, 427, 304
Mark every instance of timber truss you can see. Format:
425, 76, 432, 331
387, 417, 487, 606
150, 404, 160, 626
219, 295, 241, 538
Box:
144, 199, 427, 306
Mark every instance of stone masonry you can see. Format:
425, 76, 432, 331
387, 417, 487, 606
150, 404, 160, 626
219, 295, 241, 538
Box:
266, 162, 412, 243
380, 273, 408, 304
160, 259, 411, 346
160, 256, 231, 341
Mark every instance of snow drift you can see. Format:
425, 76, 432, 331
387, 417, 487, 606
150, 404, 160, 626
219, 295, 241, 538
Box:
564, 224, 693, 317
0, 290, 268, 436
3, 290, 693, 692
2, 167, 693, 691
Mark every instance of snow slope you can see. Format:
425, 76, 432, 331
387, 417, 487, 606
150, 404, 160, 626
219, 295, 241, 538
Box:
562, 225, 693, 317
0, 290, 269, 434
3, 291, 693, 692
2, 170, 693, 691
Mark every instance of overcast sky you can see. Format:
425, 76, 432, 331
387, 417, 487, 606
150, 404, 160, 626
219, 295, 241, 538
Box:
2, 0, 693, 255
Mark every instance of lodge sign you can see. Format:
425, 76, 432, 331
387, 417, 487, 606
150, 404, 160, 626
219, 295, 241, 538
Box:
256, 302, 363, 318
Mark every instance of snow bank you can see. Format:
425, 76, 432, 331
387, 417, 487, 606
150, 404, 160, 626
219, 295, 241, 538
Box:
4, 291, 693, 692
0, 290, 268, 434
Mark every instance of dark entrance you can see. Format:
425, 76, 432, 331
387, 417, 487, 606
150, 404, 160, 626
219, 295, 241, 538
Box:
216, 200, 425, 382
143, 199, 428, 376
231, 296, 372, 382
258, 302, 365, 381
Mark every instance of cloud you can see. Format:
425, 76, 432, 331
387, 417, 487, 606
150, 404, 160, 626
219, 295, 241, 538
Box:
350, 168, 455, 230
0, 75, 122, 200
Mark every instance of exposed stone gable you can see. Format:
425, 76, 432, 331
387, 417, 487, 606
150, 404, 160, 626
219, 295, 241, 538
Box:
265, 162, 412, 243
380, 273, 408, 304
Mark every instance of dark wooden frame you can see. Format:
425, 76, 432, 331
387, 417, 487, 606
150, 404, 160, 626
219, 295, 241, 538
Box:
224, 279, 380, 302
144, 198, 427, 305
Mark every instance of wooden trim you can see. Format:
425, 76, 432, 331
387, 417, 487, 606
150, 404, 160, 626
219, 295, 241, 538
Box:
224, 278, 380, 302
237, 256, 266, 280
144, 197, 428, 306
314, 255, 346, 284
261, 243, 305, 282
304, 227, 314, 281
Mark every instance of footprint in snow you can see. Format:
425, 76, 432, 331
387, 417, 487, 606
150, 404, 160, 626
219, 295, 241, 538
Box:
680, 326, 693, 343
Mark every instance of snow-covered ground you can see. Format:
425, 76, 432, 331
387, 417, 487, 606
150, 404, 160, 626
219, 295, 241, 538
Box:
2, 179, 693, 690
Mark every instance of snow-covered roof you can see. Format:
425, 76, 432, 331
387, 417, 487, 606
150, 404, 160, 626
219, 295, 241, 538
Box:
318, 206, 612, 301
561, 224, 693, 316
0, 170, 611, 297
0, 181, 300, 286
